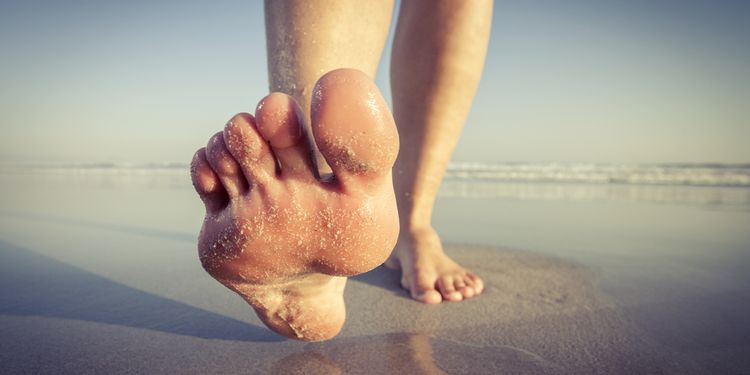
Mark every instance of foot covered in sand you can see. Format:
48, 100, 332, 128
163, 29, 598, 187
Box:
190, 69, 399, 341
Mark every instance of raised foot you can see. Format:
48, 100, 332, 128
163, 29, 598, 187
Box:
385, 227, 484, 304
190, 69, 399, 341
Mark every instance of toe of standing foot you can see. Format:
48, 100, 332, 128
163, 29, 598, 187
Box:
395, 232, 485, 304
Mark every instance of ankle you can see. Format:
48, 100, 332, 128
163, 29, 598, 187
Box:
399, 221, 434, 238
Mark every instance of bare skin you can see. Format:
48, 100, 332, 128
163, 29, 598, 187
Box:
191, 69, 399, 341
264, 0, 492, 304
387, 0, 492, 303
264, 0, 393, 173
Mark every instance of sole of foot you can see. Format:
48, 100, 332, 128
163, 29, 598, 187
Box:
190, 69, 399, 341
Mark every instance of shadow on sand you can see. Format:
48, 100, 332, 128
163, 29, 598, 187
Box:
351, 264, 407, 295
1, 209, 412, 299
0, 240, 281, 342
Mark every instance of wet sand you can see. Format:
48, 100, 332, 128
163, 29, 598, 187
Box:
0, 237, 661, 375
1, 173, 749, 374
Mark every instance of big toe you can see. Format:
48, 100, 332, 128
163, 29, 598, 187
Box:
310, 69, 399, 190
405, 273, 443, 304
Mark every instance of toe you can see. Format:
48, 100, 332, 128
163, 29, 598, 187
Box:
409, 273, 442, 304
459, 286, 476, 298
468, 273, 485, 295
437, 276, 463, 302
223, 113, 277, 186
310, 69, 399, 191
454, 276, 476, 299
255, 93, 316, 180
206, 132, 248, 198
191, 148, 228, 212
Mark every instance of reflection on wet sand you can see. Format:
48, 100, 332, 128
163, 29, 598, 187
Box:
271, 333, 444, 375
271, 332, 570, 374
272, 350, 343, 375
388, 333, 448, 375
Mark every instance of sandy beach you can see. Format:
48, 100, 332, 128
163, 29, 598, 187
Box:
1, 171, 749, 374
2, 0, 749, 372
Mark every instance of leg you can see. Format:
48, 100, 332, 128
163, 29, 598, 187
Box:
190, 0, 397, 341
264, 0, 393, 174
386, 0, 493, 303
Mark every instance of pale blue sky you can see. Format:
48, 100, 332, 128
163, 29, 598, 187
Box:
1, 0, 748, 164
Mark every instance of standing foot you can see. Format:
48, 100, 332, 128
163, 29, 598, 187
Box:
385, 226, 484, 304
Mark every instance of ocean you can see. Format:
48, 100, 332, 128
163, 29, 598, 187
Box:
3, 160, 748, 206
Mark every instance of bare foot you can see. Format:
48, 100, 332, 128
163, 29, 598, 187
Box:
190, 69, 399, 341
386, 227, 484, 304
